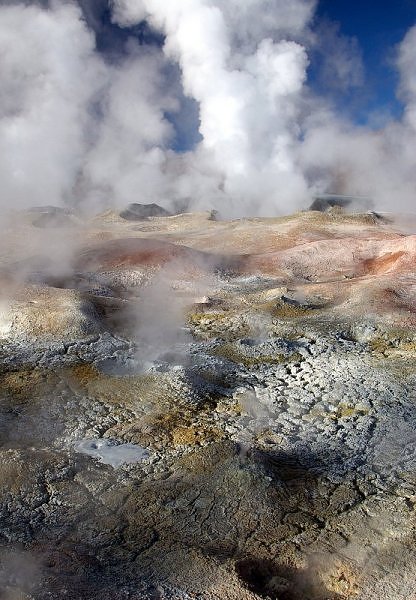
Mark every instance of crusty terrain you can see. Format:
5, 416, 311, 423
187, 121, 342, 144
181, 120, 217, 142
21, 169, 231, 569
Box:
0, 209, 415, 599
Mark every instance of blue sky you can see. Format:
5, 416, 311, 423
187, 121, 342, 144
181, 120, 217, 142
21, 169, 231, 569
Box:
314, 0, 416, 125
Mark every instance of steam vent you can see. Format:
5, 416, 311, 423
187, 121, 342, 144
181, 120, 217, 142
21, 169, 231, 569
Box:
1, 205, 416, 600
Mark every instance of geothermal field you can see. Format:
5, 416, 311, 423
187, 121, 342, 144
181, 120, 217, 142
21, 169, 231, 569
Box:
0, 204, 416, 599
2, 0, 416, 598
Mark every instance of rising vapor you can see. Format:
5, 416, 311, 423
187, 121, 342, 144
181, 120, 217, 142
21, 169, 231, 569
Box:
0, 0, 415, 216
111, 0, 315, 214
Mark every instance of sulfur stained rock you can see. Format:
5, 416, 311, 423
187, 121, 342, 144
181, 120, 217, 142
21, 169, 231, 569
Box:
1, 209, 416, 599
0, 285, 101, 341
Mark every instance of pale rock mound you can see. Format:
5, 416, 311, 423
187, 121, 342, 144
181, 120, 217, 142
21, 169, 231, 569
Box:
0, 285, 101, 341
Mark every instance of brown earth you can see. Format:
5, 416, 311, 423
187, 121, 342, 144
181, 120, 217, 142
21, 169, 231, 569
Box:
1, 207, 416, 600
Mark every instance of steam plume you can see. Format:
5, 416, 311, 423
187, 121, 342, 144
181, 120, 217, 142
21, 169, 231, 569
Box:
0, 0, 415, 216
112, 0, 315, 214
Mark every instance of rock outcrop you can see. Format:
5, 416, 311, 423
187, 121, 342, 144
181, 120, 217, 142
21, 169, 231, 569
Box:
120, 202, 171, 220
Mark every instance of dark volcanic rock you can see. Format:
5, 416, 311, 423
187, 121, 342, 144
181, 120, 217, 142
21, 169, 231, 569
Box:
27, 205, 76, 228
310, 194, 372, 212
32, 212, 75, 228
120, 203, 171, 220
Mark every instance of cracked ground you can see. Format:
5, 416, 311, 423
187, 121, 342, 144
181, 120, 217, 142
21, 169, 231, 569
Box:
1, 209, 416, 599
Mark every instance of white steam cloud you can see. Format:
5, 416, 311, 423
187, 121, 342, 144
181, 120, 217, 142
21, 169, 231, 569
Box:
299, 24, 416, 211
82, 47, 178, 208
0, 2, 105, 208
0, 0, 415, 216
112, 0, 315, 213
